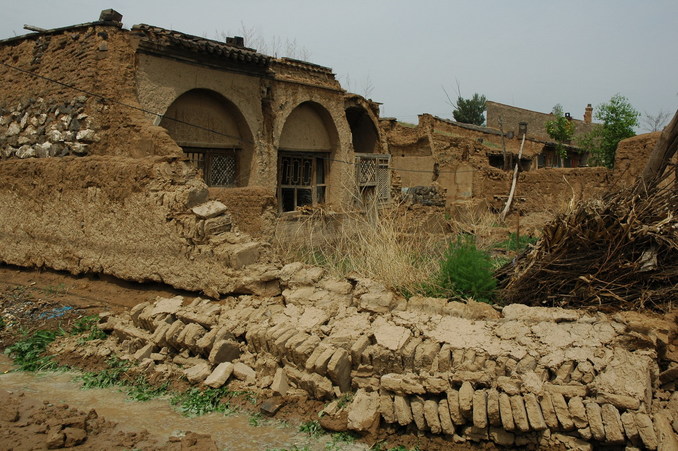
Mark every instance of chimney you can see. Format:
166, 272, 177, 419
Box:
584, 104, 593, 124
99, 9, 123, 24
226, 36, 245, 47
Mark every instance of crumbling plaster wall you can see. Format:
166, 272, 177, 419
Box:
271, 81, 355, 208
136, 53, 358, 209
134, 52, 267, 180
0, 26, 282, 296
382, 117, 614, 213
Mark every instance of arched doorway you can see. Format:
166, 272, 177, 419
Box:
278, 102, 337, 212
160, 89, 253, 187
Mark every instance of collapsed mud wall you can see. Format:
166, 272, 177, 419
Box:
613, 132, 662, 187
84, 264, 677, 449
0, 156, 276, 296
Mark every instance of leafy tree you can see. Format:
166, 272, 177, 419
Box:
578, 94, 640, 168
452, 93, 487, 126
545, 104, 576, 158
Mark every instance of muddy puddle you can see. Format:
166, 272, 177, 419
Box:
0, 355, 367, 450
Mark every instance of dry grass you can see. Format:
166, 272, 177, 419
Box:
274, 206, 446, 295
274, 202, 506, 296
445, 203, 505, 250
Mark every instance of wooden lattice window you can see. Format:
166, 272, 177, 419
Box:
355, 153, 391, 202
278, 152, 327, 212
183, 147, 238, 187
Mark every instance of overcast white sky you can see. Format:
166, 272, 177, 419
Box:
2, 1, 677, 130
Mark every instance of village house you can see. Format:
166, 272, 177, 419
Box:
0, 9, 390, 234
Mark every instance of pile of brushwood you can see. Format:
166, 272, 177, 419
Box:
497, 112, 678, 312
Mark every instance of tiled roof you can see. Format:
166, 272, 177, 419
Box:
274, 57, 334, 75
132, 24, 270, 66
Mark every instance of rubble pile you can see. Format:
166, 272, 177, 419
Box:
59, 262, 678, 449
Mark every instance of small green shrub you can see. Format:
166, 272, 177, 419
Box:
5, 328, 65, 371
70, 315, 107, 342
325, 431, 357, 450
426, 235, 496, 302
126, 376, 168, 401
249, 412, 264, 427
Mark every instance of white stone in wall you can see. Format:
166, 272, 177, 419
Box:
6, 122, 20, 136
16, 145, 35, 158
76, 129, 97, 142
192, 200, 228, 219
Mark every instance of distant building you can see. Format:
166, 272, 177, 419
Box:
486, 101, 595, 142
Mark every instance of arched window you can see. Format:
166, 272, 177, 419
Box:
160, 89, 252, 187
278, 103, 335, 212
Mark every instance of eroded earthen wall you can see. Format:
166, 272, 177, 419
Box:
0, 25, 182, 160
0, 156, 274, 296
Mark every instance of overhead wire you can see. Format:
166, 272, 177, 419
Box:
0, 60, 497, 175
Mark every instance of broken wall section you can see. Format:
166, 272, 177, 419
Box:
0, 156, 275, 297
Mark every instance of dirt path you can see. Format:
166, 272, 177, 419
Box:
1, 355, 359, 450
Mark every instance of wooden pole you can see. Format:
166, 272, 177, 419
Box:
500, 133, 526, 222
638, 109, 678, 191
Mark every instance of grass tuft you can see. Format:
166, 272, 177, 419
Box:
298, 420, 323, 438
170, 387, 237, 417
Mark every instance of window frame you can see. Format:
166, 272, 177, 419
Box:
182, 146, 239, 187
355, 153, 391, 203
278, 151, 328, 212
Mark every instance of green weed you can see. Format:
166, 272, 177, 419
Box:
126, 376, 168, 401
70, 315, 107, 342
495, 232, 537, 252
248, 412, 263, 427
336, 393, 353, 409
325, 431, 356, 450
299, 420, 323, 437
5, 328, 65, 371
78, 357, 130, 389
170, 387, 237, 417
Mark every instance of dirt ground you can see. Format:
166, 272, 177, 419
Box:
0, 264, 500, 451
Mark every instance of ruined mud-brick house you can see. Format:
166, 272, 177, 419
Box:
0, 10, 389, 296
380, 100, 640, 217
